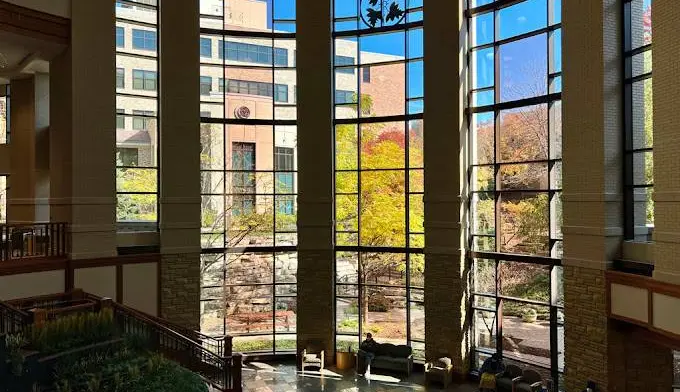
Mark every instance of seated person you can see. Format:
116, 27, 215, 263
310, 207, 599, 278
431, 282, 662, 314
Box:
357, 333, 379, 376
479, 353, 505, 391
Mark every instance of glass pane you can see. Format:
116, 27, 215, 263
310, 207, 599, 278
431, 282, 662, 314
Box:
630, 0, 652, 50
499, 261, 550, 303
499, 34, 547, 102
474, 259, 496, 294
631, 78, 653, 150
500, 104, 548, 162
502, 303, 551, 367
226, 285, 274, 335
472, 11, 494, 47
472, 193, 495, 236
363, 287, 407, 345
232, 336, 273, 353
499, 193, 550, 255
500, 163, 549, 191
474, 310, 497, 351
472, 112, 494, 165
498, 0, 548, 40
472, 47, 494, 89
360, 253, 407, 286
410, 301, 424, 341
410, 254, 424, 287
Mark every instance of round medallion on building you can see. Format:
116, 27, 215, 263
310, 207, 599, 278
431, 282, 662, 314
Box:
234, 106, 251, 119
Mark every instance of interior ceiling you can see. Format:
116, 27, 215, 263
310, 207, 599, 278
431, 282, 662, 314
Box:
0, 30, 64, 85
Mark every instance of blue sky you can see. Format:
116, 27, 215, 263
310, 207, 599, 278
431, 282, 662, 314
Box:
473, 0, 562, 103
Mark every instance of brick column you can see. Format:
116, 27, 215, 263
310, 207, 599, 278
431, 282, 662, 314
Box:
562, 0, 625, 390
423, 0, 468, 374
158, 0, 201, 330
652, 0, 680, 284
295, 0, 334, 364
50, 0, 117, 259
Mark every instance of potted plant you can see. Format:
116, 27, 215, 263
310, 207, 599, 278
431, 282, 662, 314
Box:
522, 308, 538, 323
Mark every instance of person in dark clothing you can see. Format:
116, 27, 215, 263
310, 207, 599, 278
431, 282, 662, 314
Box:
479, 353, 505, 391
357, 333, 378, 376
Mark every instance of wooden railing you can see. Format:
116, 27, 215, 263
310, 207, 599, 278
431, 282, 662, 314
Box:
0, 222, 67, 261
110, 302, 242, 391
1, 290, 242, 391
0, 300, 31, 335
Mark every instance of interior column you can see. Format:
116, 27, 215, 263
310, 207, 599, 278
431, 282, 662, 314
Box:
158, 0, 201, 330
295, 0, 335, 365
50, 0, 117, 259
423, 0, 469, 374
561, 0, 623, 390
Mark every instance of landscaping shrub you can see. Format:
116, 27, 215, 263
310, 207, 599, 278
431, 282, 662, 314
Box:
27, 309, 116, 354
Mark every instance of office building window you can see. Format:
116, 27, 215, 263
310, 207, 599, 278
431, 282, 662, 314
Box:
363, 66, 371, 83
132, 69, 157, 91
132, 110, 155, 130
335, 55, 355, 74
219, 41, 289, 66
132, 29, 157, 51
117, 148, 139, 167
116, 68, 125, 88
116, 109, 125, 129
200, 37, 212, 58
335, 90, 355, 104
275, 84, 288, 103
200, 76, 212, 96
116, 26, 125, 48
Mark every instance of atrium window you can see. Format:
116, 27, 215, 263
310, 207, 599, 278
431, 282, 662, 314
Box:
333, 0, 424, 359
469, 0, 563, 386
624, 0, 653, 241
115, 1, 159, 229
199, 0, 298, 354
132, 28, 157, 51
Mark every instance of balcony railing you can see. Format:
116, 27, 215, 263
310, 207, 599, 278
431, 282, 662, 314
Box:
0, 222, 67, 261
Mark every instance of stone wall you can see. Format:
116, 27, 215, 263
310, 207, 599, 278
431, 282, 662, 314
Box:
160, 253, 201, 330
563, 265, 609, 391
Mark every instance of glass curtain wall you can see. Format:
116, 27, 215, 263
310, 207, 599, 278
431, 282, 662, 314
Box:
115, 0, 159, 231
333, 0, 425, 359
199, 0, 298, 354
468, 0, 564, 388
623, 0, 653, 241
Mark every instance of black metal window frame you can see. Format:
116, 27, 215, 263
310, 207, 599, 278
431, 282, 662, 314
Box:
622, 0, 653, 241
332, 0, 425, 358
115, 0, 160, 230
466, 0, 563, 388
199, 2, 298, 355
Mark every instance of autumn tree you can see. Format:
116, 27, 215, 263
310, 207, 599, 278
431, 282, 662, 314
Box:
336, 94, 424, 326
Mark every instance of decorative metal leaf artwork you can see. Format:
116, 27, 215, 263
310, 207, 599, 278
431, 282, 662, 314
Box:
360, 0, 406, 28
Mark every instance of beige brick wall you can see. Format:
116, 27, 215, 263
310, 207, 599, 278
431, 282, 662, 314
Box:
652, 0, 680, 284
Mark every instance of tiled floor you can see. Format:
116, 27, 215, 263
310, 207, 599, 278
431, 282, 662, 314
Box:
241, 360, 478, 392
